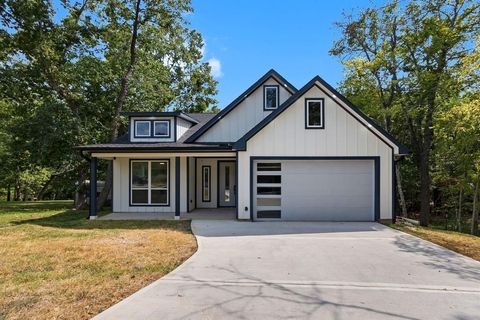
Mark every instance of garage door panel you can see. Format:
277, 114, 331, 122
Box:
284, 195, 373, 209
254, 159, 375, 221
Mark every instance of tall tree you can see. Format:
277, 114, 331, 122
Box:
0, 0, 217, 206
332, 0, 480, 226
331, 1, 409, 217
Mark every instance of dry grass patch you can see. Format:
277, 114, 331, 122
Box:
390, 223, 480, 261
0, 201, 197, 320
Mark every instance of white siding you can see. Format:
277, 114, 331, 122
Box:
237, 82, 393, 220
176, 118, 191, 140
197, 77, 293, 142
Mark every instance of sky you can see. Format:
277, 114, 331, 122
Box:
189, 0, 384, 108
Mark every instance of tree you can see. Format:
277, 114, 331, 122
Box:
0, 0, 217, 207
331, 2, 409, 217
436, 98, 480, 235
332, 0, 480, 226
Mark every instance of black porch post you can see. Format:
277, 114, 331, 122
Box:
89, 157, 97, 219
175, 156, 180, 220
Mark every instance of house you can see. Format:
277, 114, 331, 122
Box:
79, 69, 408, 222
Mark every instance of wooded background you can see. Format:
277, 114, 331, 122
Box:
0, 0, 479, 234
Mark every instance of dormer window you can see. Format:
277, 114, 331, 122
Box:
135, 120, 151, 137
154, 120, 170, 137
263, 85, 279, 110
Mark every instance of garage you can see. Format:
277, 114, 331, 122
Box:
252, 158, 378, 221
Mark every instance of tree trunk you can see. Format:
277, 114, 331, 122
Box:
7, 184, 11, 201
456, 187, 463, 232
14, 177, 20, 201
419, 151, 431, 226
471, 176, 479, 235
395, 162, 408, 217
96, 0, 142, 210
37, 175, 55, 200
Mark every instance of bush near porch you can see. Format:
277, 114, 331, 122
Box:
0, 201, 197, 320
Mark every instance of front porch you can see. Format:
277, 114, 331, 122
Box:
98, 208, 236, 221
87, 152, 239, 220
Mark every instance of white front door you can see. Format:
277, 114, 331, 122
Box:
218, 161, 236, 207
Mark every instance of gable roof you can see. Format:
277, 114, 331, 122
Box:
184, 69, 298, 143
233, 75, 409, 155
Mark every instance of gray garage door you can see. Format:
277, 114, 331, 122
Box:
253, 159, 375, 221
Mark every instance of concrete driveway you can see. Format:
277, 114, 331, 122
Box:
94, 221, 480, 320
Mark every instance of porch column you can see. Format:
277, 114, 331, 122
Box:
89, 157, 97, 220
175, 156, 180, 220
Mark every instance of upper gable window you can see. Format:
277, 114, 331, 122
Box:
135, 120, 151, 137
154, 120, 170, 137
263, 85, 279, 110
305, 98, 325, 129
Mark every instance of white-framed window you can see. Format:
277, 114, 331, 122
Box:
130, 160, 169, 205
305, 98, 325, 129
264, 85, 279, 110
202, 166, 211, 202
134, 120, 151, 137
154, 120, 170, 137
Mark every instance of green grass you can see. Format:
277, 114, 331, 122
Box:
0, 200, 197, 320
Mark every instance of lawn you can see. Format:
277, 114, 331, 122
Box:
390, 223, 480, 261
0, 201, 197, 320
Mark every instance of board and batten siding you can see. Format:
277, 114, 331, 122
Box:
197, 78, 293, 143
112, 156, 188, 213
176, 118, 191, 140
237, 82, 394, 220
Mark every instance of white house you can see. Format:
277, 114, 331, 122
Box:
79, 69, 408, 222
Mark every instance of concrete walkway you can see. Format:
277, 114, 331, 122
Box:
94, 221, 480, 320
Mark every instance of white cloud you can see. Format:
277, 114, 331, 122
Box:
207, 58, 223, 78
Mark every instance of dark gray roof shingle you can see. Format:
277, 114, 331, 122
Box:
78, 113, 232, 151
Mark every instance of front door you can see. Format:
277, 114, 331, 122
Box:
218, 161, 236, 207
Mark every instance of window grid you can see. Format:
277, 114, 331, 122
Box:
130, 160, 169, 206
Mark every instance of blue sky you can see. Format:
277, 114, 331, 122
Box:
189, 0, 383, 108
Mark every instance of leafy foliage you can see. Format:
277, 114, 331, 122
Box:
0, 0, 217, 201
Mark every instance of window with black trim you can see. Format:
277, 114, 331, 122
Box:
134, 120, 151, 137
154, 120, 170, 137
305, 98, 325, 129
131, 160, 169, 205
133, 119, 171, 138
264, 85, 279, 110
202, 166, 211, 202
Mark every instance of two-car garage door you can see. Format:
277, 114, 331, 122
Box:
253, 159, 376, 221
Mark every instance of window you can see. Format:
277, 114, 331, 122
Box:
257, 187, 281, 195
130, 160, 169, 205
202, 166, 211, 202
133, 119, 171, 138
305, 98, 325, 129
257, 175, 281, 184
154, 120, 170, 137
257, 163, 281, 171
134, 121, 151, 137
263, 85, 279, 110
